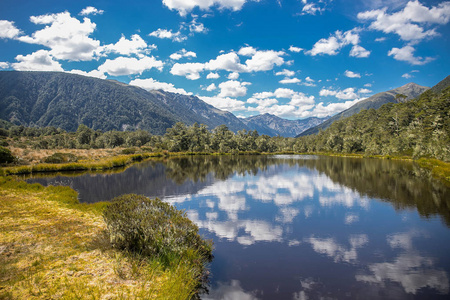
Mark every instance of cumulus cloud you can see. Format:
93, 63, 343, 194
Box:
244, 50, 285, 72
357, 1, 450, 42
344, 70, 361, 78
79, 6, 104, 16
204, 83, 217, 91
307, 98, 365, 117
307, 28, 362, 56
349, 45, 371, 58
69, 69, 106, 79
170, 48, 286, 80
129, 78, 191, 95
320, 87, 359, 100
207, 72, 220, 79
149, 28, 187, 42
98, 56, 163, 76
170, 62, 205, 80
388, 45, 434, 65
100, 34, 155, 57
162, 0, 251, 16
0, 20, 21, 39
199, 95, 246, 112
228, 72, 240, 79
280, 77, 301, 84
238, 46, 257, 56
289, 45, 303, 53
170, 48, 197, 60
275, 69, 296, 77
12, 50, 63, 71
0, 62, 9, 69
218, 80, 251, 97
18, 12, 100, 61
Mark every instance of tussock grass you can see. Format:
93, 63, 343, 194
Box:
0, 177, 207, 299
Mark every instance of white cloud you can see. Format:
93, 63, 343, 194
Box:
238, 46, 257, 56
207, 72, 220, 79
357, 1, 450, 42
12, 50, 63, 71
375, 37, 387, 42
218, 80, 251, 97
344, 70, 361, 78
149, 28, 187, 42
69, 69, 106, 79
320, 87, 359, 100
170, 48, 285, 80
247, 97, 279, 107
162, 0, 251, 16
358, 88, 372, 93
302, 3, 324, 15
280, 77, 301, 84
188, 18, 207, 33
306, 234, 368, 263
205, 83, 217, 91
130, 78, 191, 95
170, 62, 204, 80
275, 69, 296, 77
79, 6, 104, 16
244, 50, 285, 72
402, 73, 413, 78
289, 45, 303, 53
18, 12, 100, 61
388, 45, 434, 65
0, 20, 21, 39
206, 52, 247, 72
98, 56, 164, 76
169, 48, 197, 60
305, 76, 314, 82
199, 95, 246, 112
101, 34, 155, 57
307, 98, 365, 117
228, 72, 240, 79
364, 83, 372, 87
0, 62, 9, 69
307, 28, 361, 56
349, 45, 371, 58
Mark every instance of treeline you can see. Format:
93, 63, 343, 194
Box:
1, 122, 297, 153
1, 87, 449, 161
295, 87, 450, 161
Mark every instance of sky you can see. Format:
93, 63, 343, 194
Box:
0, 0, 449, 120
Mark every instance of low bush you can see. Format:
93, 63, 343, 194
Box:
103, 194, 213, 264
0, 146, 15, 165
43, 152, 78, 164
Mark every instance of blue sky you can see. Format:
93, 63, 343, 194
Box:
0, 0, 449, 119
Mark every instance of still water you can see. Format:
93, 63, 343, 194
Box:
26, 155, 450, 299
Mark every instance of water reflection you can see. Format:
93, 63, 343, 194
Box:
25, 155, 450, 299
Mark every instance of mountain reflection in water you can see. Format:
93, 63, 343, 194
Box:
25, 155, 450, 299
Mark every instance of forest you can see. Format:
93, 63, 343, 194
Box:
1, 86, 449, 163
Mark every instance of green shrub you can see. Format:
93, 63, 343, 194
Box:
103, 194, 213, 265
43, 152, 78, 164
121, 148, 137, 154
0, 146, 15, 164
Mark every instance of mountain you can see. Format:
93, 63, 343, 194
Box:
0, 71, 248, 135
242, 113, 328, 137
297, 82, 429, 137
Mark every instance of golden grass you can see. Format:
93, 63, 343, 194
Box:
0, 178, 200, 299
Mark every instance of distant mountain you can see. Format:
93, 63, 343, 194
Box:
297, 82, 429, 137
0, 71, 248, 135
242, 113, 328, 137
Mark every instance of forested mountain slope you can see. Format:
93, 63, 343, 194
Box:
0, 71, 248, 135
298, 82, 429, 137
295, 76, 450, 161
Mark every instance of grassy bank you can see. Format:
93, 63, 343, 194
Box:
0, 177, 206, 299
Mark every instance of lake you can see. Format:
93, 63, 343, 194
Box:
26, 155, 450, 299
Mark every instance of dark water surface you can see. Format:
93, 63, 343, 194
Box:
26, 155, 450, 299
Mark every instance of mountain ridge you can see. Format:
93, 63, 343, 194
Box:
297, 82, 430, 137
